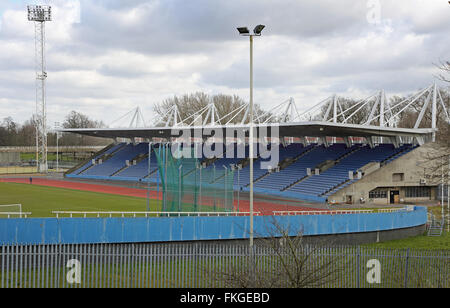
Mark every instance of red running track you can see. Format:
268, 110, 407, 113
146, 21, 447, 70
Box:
0, 177, 323, 215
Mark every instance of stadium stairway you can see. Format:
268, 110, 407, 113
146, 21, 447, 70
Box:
112, 147, 158, 182
66, 143, 126, 177
317, 143, 416, 198
237, 143, 309, 189
71, 143, 149, 180
247, 143, 418, 202
252, 143, 349, 193
239, 143, 314, 191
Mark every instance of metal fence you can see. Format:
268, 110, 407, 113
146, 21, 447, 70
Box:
0, 162, 73, 175
1, 242, 449, 288
50, 208, 407, 218
52, 211, 262, 218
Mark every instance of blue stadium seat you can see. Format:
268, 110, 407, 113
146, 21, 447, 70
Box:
66, 142, 417, 200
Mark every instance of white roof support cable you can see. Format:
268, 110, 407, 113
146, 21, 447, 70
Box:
342, 95, 377, 124
240, 104, 250, 125
295, 96, 333, 122
220, 103, 249, 125
334, 94, 377, 122
186, 104, 211, 126
254, 99, 290, 124
108, 108, 136, 128
386, 86, 432, 125
366, 86, 431, 127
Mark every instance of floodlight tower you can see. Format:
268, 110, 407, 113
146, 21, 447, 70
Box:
28, 5, 52, 173
237, 24, 265, 247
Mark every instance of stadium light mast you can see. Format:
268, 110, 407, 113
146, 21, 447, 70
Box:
28, 5, 52, 173
238, 24, 265, 247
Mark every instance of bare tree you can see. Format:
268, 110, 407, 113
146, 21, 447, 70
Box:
17, 118, 38, 146
60, 111, 110, 146
210, 220, 346, 288
0, 117, 19, 145
391, 86, 450, 183
153, 92, 272, 126
436, 60, 450, 83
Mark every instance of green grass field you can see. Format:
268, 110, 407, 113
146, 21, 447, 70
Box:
0, 182, 158, 218
364, 232, 450, 250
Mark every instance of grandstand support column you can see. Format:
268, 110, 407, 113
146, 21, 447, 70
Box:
415, 136, 425, 146
281, 137, 287, 148
298, 137, 306, 147
366, 136, 374, 148
389, 136, 400, 148
344, 136, 352, 148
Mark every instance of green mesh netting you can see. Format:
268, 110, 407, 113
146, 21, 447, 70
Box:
154, 144, 235, 213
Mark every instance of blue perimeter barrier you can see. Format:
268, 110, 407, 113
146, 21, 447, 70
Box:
242, 187, 327, 203
0, 206, 427, 245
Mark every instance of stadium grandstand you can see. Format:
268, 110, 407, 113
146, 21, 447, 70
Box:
62, 83, 449, 206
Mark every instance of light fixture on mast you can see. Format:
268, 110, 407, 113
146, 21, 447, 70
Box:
237, 24, 265, 247
28, 5, 52, 173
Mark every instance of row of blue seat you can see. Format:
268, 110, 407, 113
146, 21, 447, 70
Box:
71, 143, 126, 175
254, 144, 353, 192
66, 142, 417, 200
287, 144, 415, 197
82, 143, 149, 177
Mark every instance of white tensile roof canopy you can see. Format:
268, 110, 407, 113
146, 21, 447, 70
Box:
60, 83, 448, 145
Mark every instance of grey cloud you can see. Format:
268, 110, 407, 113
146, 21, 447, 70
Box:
71, 0, 370, 56
1, 0, 449, 125
97, 63, 148, 78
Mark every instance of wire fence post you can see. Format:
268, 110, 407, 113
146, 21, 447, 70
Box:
404, 248, 410, 288
356, 246, 360, 288
131, 243, 136, 288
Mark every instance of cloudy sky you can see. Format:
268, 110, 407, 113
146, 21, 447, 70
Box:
0, 0, 449, 127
